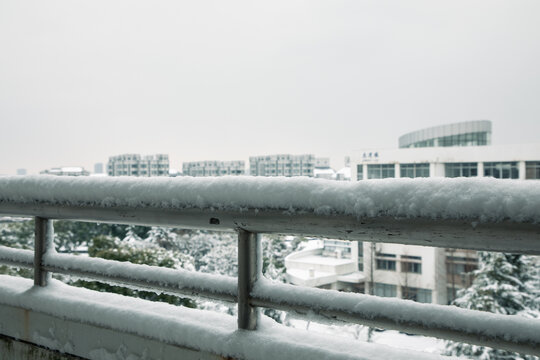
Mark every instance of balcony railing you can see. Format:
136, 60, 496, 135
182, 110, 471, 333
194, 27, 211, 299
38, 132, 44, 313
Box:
0, 176, 539, 357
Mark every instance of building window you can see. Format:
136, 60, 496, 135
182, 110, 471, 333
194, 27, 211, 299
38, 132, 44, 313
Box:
402, 262, 422, 273
484, 162, 519, 179
445, 162, 478, 177
400, 163, 430, 178
438, 132, 488, 147
357, 165, 364, 180
374, 283, 397, 297
322, 240, 352, 259
368, 164, 395, 179
376, 259, 396, 271
402, 286, 432, 303
526, 161, 540, 180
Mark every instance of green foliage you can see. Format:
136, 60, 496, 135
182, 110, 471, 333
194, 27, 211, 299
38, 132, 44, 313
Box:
70, 235, 195, 308
53, 221, 150, 252
0, 219, 35, 249
0, 265, 33, 279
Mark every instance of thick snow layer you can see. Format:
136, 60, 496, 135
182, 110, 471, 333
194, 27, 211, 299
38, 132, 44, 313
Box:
0, 245, 34, 266
253, 279, 540, 346
0, 276, 451, 360
0, 175, 539, 222
42, 252, 237, 298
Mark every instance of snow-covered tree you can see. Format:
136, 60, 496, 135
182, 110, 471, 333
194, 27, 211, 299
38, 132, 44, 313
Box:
445, 252, 539, 360
262, 235, 291, 282
146, 226, 178, 249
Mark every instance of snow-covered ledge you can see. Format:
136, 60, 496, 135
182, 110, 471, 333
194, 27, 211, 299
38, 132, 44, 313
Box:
0, 175, 539, 253
0, 276, 447, 360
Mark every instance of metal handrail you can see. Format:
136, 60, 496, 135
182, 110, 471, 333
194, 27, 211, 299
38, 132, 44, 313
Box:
0, 178, 539, 356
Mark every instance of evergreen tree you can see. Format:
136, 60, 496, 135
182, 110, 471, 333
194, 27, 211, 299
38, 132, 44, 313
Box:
72, 235, 196, 308
445, 252, 539, 360
146, 226, 178, 249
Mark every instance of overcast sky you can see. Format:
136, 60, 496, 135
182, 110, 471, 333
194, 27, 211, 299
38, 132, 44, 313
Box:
1, 0, 539, 175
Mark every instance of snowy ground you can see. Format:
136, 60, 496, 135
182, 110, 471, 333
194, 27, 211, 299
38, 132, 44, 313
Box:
286, 318, 445, 355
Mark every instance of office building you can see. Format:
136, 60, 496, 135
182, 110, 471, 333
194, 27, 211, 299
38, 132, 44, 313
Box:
286, 120, 540, 305
94, 163, 104, 174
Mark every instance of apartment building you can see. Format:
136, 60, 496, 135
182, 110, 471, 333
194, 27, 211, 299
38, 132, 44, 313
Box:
182, 160, 245, 177
107, 154, 169, 177
249, 154, 316, 177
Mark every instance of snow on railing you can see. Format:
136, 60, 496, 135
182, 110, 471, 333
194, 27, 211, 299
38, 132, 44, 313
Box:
0, 176, 539, 356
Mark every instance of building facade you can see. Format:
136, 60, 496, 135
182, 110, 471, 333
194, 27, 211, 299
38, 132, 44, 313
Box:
352, 143, 540, 181
249, 154, 316, 177
107, 154, 169, 177
286, 121, 540, 305
182, 160, 245, 177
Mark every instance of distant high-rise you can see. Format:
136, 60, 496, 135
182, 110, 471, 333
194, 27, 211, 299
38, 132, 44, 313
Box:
107, 154, 169, 177
249, 154, 315, 177
16, 169, 27, 176
94, 163, 104, 174
182, 160, 245, 177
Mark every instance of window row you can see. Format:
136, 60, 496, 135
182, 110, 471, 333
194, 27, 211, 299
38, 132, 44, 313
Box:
358, 161, 540, 180
373, 283, 432, 303
375, 255, 422, 274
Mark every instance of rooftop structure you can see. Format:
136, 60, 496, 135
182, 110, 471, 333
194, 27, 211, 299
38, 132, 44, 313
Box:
107, 153, 169, 177
398, 120, 492, 149
40, 167, 90, 176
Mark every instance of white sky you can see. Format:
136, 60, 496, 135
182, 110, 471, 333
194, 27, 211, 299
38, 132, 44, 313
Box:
1, 0, 539, 175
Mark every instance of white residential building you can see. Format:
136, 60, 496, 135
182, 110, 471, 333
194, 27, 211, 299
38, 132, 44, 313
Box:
285, 239, 364, 292
182, 160, 245, 177
107, 154, 169, 177
249, 154, 316, 177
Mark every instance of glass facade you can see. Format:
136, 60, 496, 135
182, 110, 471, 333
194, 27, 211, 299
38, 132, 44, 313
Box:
484, 162, 519, 179
405, 132, 489, 148
438, 132, 488, 147
400, 163, 430, 178
445, 162, 478, 177
526, 161, 540, 179
367, 164, 395, 179
374, 283, 397, 298
357, 164, 364, 180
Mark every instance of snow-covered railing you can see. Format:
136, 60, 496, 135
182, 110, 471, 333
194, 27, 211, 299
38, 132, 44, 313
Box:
0, 176, 539, 357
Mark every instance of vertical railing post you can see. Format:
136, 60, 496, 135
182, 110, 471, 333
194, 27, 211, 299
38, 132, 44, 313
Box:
34, 217, 53, 286
237, 229, 261, 330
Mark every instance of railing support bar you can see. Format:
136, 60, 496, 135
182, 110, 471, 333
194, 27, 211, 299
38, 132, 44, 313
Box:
237, 229, 261, 330
34, 217, 53, 286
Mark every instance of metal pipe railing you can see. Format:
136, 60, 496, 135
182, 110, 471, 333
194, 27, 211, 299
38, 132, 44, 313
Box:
237, 229, 261, 330
0, 178, 539, 356
34, 217, 53, 286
